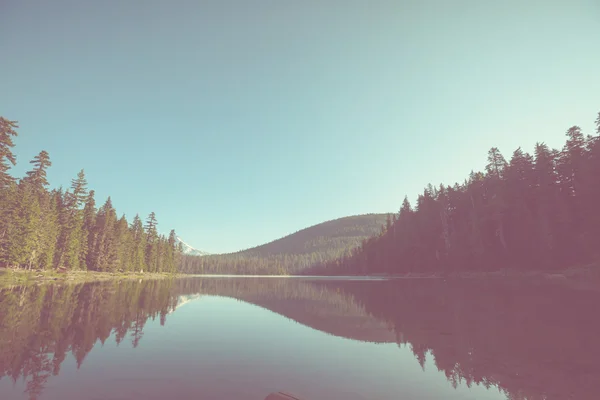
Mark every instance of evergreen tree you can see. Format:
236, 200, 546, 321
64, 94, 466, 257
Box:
22, 150, 52, 190
37, 190, 60, 270
0, 117, 18, 189
0, 182, 17, 266
168, 230, 178, 273
89, 198, 118, 272
80, 190, 96, 269
54, 189, 83, 270
485, 147, 507, 179
15, 152, 57, 270
55, 171, 89, 270
130, 215, 147, 273
115, 215, 132, 272
6, 182, 42, 268
70, 169, 88, 208
144, 212, 158, 272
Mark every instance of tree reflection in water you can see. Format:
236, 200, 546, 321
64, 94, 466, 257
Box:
0, 277, 597, 400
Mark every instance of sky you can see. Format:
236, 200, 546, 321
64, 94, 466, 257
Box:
1, 0, 599, 253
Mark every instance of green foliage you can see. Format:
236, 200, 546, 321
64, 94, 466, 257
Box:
0, 117, 18, 189
0, 117, 181, 273
5, 182, 42, 268
80, 190, 96, 269
144, 212, 159, 272
70, 169, 88, 208
36, 190, 60, 270
130, 214, 147, 272
22, 150, 52, 189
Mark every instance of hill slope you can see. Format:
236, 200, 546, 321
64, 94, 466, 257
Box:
234, 213, 390, 257
179, 213, 391, 274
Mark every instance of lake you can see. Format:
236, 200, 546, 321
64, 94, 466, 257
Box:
0, 277, 598, 400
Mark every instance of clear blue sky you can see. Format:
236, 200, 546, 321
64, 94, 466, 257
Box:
1, 1, 599, 253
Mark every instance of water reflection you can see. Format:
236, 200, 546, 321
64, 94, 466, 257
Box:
0, 277, 597, 399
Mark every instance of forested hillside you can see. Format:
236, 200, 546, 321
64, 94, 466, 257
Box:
307, 112, 600, 275
0, 117, 181, 273
179, 214, 390, 274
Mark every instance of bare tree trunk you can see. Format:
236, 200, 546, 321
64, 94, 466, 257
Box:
28, 249, 36, 270
440, 210, 451, 252
496, 220, 507, 250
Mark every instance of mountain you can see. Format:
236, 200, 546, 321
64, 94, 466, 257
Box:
233, 213, 391, 257
179, 213, 392, 275
176, 237, 210, 256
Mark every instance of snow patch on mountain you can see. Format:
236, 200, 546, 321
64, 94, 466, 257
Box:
176, 236, 210, 256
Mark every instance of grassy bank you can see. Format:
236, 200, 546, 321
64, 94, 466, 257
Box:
0, 268, 179, 289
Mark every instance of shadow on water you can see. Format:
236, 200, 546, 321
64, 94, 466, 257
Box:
0, 277, 598, 399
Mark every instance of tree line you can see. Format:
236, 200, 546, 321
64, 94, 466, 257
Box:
180, 214, 390, 275
0, 117, 181, 273
307, 112, 600, 275
179, 248, 353, 275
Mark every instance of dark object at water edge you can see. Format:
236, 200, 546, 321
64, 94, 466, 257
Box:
265, 392, 303, 400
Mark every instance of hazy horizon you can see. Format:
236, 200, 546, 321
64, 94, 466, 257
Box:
2, 0, 599, 253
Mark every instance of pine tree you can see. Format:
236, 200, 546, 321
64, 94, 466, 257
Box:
55, 171, 90, 270
12, 152, 56, 270
89, 198, 118, 271
0, 117, 18, 189
504, 147, 536, 265
156, 236, 165, 273
0, 183, 17, 266
580, 120, 600, 258
22, 151, 52, 190
115, 215, 132, 272
167, 230, 178, 273
70, 169, 88, 208
557, 126, 587, 241
130, 215, 147, 273
485, 147, 507, 179
80, 190, 96, 269
6, 182, 42, 268
54, 190, 82, 270
37, 190, 60, 270
144, 212, 158, 272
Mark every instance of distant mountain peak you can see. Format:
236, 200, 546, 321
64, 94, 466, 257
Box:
176, 236, 210, 256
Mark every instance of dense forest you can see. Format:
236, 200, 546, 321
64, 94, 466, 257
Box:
6, 111, 600, 276
179, 214, 389, 274
0, 117, 181, 273
307, 112, 600, 275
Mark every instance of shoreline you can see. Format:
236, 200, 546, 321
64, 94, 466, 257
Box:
2, 262, 598, 290
0, 269, 180, 289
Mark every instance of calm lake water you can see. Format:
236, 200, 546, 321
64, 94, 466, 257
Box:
0, 277, 598, 400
